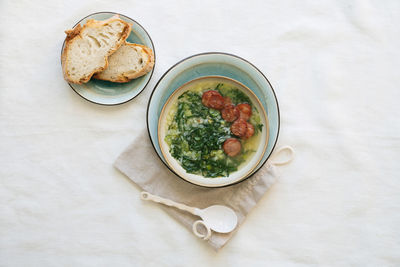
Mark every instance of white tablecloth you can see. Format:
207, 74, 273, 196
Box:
1, 0, 399, 266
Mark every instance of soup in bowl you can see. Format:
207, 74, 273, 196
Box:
158, 76, 268, 187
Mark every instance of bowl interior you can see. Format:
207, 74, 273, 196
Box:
158, 76, 269, 187
62, 12, 155, 105
147, 53, 279, 185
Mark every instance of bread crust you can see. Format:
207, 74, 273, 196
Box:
93, 43, 155, 83
132, 45, 155, 79
61, 15, 132, 84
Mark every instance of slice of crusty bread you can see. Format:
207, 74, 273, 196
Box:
93, 42, 154, 83
62, 15, 131, 84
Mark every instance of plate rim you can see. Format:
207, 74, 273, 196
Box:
60, 11, 156, 106
146, 52, 280, 188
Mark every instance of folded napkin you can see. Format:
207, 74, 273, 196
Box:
114, 131, 293, 251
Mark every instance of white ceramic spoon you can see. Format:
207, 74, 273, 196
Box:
140, 191, 238, 233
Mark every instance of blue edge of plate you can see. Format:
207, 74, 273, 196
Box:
146, 52, 280, 188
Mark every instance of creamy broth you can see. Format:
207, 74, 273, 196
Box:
164, 80, 263, 178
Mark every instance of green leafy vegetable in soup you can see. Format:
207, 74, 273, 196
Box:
165, 82, 263, 178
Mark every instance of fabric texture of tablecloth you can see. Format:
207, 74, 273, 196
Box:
1, 0, 399, 266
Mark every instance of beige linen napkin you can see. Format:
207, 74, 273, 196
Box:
114, 131, 291, 251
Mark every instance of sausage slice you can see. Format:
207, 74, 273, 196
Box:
223, 97, 232, 107
202, 90, 224, 110
223, 138, 242, 157
243, 122, 255, 139
221, 104, 239, 122
230, 118, 247, 137
237, 103, 252, 121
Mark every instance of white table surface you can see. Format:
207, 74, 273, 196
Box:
1, 0, 399, 266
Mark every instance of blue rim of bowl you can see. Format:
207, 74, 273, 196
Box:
146, 52, 280, 188
60, 11, 156, 106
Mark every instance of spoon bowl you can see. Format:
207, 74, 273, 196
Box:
196, 205, 238, 233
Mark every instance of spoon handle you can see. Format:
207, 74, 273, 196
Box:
141, 192, 198, 216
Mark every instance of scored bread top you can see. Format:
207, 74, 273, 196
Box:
62, 15, 132, 84
93, 42, 155, 83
